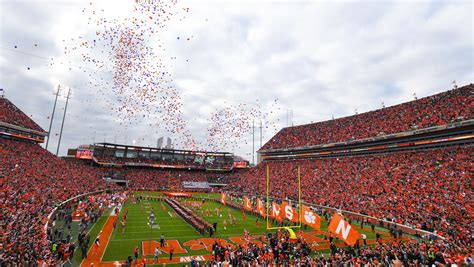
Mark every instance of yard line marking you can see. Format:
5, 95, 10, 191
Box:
113, 229, 199, 234
110, 232, 269, 241
167, 212, 173, 217
124, 222, 189, 226
110, 235, 253, 242
123, 215, 176, 219
121, 225, 256, 230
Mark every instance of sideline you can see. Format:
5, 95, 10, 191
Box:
80, 214, 117, 266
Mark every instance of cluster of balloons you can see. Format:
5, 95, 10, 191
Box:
52, 1, 199, 148
48, 0, 280, 152
207, 99, 280, 151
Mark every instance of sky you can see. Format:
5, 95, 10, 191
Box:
0, 0, 473, 162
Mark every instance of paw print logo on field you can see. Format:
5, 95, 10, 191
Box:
183, 238, 233, 252
304, 211, 316, 224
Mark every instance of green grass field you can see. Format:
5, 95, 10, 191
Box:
49, 192, 400, 266
102, 198, 207, 261
91, 192, 391, 266
47, 192, 402, 266
44, 192, 410, 266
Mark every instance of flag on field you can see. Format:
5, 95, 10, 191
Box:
271, 202, 283, 221
301, 205, 321, 230
256, 199, 266, 218
220, 192, 226, 205
328, 212, 361, 246
243, 196, 252, 211
281, 201, 299, 222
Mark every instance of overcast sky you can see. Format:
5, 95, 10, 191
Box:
0, 0, 472, 161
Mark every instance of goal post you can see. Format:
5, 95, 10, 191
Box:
266, 164, 302, 230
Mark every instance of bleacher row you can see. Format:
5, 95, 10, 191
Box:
261, 85, 473, 150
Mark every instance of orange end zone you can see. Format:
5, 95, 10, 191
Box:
141, 240, 188, 256
80, 215, 117, 267
183, 238, 234, 251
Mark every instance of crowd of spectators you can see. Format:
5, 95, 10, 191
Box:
94, 154, 233, 170
230, 146, 473, 255
0, 98, 45, 132
204, 231, 470, 266
0, 138, 116, 265
262, 85, 473, 150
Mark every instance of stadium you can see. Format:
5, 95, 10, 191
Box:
2, 84, 473, 266
1, 1, 473, 267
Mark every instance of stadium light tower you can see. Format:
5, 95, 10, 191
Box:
46, 85, 61, 150
56, 87, 71, 156
252, 120, 255, 165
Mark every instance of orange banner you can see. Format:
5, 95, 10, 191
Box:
256, 199, 266, 218
328, 212, 361, 246
243, 196, 252, 211
271, 202, 283, 221
281, 201, 299, 222
301, 205, 321, 230
220, 192, 226, 205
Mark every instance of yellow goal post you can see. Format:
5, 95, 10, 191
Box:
266, 164, 302, 230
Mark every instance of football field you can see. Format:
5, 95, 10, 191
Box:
78, 192, 402, 266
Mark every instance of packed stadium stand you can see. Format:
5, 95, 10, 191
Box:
0, 138, 115, 264
0, 98, 45, 133
1, 84, 473, 265
261, 85, 473, 150
231, 146, 472, 250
